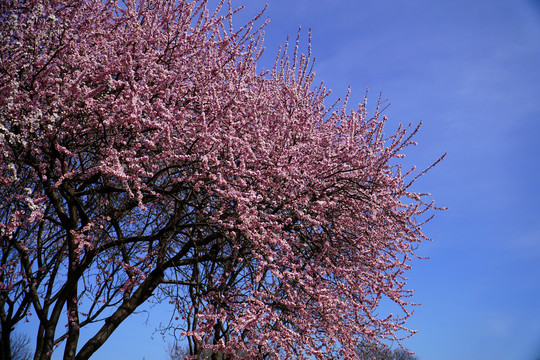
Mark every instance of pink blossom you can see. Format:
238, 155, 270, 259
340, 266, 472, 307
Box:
0, 1, 443, 359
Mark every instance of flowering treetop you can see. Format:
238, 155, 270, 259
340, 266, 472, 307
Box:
0, 1, 443, 359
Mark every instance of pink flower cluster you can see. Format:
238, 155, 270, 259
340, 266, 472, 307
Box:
0, 1, 443, 359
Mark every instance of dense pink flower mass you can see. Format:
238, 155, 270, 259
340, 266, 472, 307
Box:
0, 1, 443, 359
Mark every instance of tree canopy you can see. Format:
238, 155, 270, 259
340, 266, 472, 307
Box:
0, 0, 442, 359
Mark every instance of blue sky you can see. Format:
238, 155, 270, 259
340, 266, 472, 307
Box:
19, 1, 540, 359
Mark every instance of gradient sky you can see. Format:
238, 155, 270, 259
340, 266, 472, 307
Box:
19, 1, 540, 359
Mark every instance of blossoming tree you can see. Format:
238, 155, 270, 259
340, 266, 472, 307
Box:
0, 0, 443, 359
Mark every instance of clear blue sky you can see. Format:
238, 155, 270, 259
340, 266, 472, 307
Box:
19, 1, 540, 359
